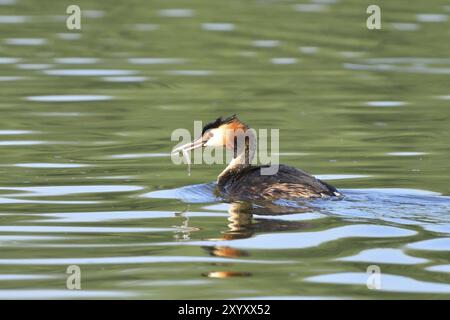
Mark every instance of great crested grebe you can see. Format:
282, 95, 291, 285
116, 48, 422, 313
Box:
172, 114, 342, 201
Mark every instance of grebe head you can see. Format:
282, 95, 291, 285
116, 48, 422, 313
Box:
172, 114, 249, 154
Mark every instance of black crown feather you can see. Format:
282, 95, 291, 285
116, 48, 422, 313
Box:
202, 114, 237, 135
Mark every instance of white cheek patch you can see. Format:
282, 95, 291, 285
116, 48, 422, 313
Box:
204, 128, 224, 147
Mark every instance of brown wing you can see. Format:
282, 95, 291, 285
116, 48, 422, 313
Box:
220, 164, 340, 200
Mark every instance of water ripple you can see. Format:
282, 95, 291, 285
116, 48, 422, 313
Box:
0, 76, 25, 81
158, 9, 194, 17
57, 33, 81, 40
0, 15, 29, 23
43, 69, 138, 76
0, 140, 45, 146
306, 273, 450, 294
0, 226, 177, 233
0, 185, 143, 197
0, 290, 134, 299
26, 95, 113, 102
16, 64, 52, 70
427, 265, 450, 273
424, 224, 450, 234
0, 256, 291, 265
166, 70, 213, 76
386, 152, 427, 156
202, 23, 235, 31
252, 40, 280, 48
416, 14, 448, 23
0, 130, 34, 135
128, 58, 185, 64
54, 57, 99, 64
366, 101, 406, 107
407, 238, 450, 251
0, 274, 58, 280
345, 58, 450, 74
0, 235, 63, 242
293, 4, 328, 12
167, 224, 416, 250
271, 58, 298, 65
102, 76, 149, 83
131, 24, 159, 31
4, 38, 47, 45
390, 23, 420, 31
0, 0, 16, 5
0, 57, 20, 64
0, 197, 98, 204
109, 152, 169, 159
30, 210, 227, 223
337, 248, 428, 265
13, 163, 90, 168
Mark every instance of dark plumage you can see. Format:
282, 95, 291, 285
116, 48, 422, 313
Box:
202, 114, 237, 135
217, 164, 341, 201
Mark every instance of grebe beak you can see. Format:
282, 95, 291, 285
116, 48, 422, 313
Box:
171, 136, 205, 154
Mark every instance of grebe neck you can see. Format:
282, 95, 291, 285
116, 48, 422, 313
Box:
218, 129, 256, 183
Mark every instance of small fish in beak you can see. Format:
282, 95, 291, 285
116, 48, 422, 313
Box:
171, 115, 239, 176
171, 137, 205, 176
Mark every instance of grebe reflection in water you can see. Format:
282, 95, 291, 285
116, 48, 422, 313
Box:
171, 202, 314, 278
201, 202, 313, 278
172, 115, 342, 201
